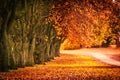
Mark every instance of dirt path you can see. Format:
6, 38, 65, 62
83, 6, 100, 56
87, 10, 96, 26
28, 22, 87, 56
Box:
0, 48, 120, 80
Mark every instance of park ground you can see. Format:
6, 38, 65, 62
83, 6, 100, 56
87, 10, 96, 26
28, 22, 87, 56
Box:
0, 48, 120, 80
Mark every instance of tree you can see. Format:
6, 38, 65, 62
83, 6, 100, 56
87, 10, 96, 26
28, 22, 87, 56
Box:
0, 0, 61, 72
50, 0, 120, 49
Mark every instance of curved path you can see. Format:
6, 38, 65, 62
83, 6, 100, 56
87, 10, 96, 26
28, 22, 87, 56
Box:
0, 48, 120, 80
60, 48, 120, 66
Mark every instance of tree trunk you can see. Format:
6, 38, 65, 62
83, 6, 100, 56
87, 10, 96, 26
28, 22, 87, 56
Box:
0, 27, 9, 71
0, 10, 12, 71
28, 34, 36, 66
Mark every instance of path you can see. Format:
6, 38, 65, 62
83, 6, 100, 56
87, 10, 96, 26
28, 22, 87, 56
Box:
0, 48, 120, 80
60, 48, 120, 66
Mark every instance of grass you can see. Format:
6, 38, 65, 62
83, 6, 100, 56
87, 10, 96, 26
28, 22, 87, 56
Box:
0, 48, 120, 80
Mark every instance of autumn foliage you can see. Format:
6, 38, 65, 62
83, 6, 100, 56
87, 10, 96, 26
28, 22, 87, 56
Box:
49, 0, 120, 49
0, 0, 120, 72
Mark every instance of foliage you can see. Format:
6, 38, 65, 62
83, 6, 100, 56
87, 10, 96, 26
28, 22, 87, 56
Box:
50, 0, 120, 49
0, 0, 120, 72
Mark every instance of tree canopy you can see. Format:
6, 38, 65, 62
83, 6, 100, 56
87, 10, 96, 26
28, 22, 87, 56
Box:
49, 0, 120, 49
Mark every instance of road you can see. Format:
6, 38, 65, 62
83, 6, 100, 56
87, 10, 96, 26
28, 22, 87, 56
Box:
60, 48, 120, 66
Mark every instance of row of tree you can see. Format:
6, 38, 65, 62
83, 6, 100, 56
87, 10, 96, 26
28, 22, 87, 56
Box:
0, 0, 120, 72
0, 0, 61, 72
